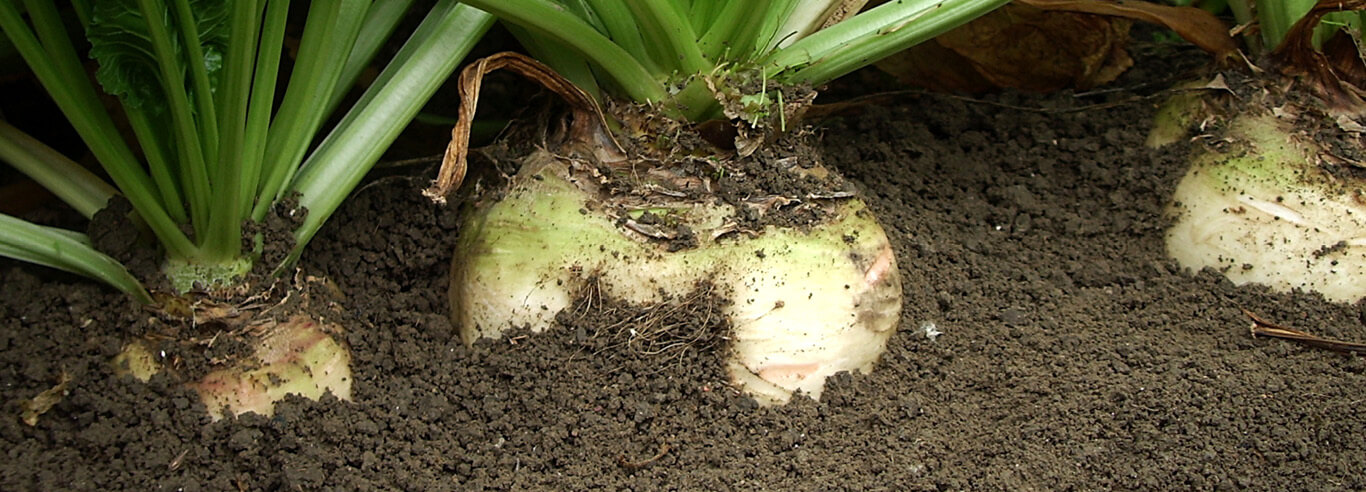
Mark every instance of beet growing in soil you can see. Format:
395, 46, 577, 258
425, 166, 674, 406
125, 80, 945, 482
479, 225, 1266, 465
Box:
4, 48, 1366, 489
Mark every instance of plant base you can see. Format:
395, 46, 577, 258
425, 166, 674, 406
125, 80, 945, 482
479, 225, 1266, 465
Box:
114, 314, 352, 420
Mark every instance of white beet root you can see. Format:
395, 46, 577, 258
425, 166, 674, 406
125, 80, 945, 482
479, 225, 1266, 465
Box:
1164, 111, 1366, 303
451, 149, 902, 404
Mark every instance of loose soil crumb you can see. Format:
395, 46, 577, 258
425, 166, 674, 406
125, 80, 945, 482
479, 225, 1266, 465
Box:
3, 42, 1366, 490
553, 277, 731, 375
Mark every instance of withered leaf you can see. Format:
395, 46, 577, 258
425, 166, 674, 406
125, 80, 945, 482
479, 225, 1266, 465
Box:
1271, 0, 1366, 111
878, 4, 1133, 93
1018, 0, 1236, 57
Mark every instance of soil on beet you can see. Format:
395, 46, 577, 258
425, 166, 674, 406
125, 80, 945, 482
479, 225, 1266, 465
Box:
5, 40, 1366, 491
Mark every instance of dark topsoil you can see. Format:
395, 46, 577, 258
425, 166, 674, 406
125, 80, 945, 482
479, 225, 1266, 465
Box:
5, 43, 1366, 491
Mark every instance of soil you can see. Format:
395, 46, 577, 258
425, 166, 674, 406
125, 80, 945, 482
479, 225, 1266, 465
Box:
5, 40, 1366, 491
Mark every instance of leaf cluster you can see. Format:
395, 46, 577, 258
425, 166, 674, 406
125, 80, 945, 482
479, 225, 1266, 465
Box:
0, 1, 492, 298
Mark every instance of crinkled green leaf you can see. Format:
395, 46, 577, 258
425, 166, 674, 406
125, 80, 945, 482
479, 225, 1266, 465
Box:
86, 0, 229, 112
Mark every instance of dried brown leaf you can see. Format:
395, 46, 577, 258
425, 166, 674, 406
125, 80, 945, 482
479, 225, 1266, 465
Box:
878, 4, 1134, 92
1017, 0, 1236, 57
1272, 0, 1366, 111
874, 33, 1000, 93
